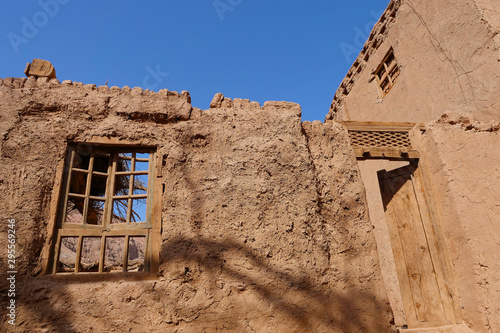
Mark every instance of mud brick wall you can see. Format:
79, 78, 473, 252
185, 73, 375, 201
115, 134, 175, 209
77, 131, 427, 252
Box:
0, 78, 393, 332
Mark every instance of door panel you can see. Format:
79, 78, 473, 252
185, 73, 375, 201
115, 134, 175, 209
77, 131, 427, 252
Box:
378, 164, 451, 328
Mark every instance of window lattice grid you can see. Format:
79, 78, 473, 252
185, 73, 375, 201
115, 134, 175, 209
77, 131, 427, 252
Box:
375, 49, 400, 96
348, 131, 411, 148
62, 149, 152, 227
52, 145, 155, 275
56, 234, 148, 273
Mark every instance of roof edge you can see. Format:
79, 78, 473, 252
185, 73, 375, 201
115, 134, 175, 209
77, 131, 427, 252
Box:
326, 0, 402, 122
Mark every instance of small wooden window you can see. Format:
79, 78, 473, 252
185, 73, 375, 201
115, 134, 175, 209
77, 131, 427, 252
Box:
50, 144, 158, 275
374, 49, 400, 97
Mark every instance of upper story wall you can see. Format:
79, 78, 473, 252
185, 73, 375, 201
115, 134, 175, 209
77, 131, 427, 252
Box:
326, 0, 500, 123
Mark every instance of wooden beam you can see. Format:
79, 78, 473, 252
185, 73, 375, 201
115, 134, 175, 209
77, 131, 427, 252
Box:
59, 228, 148, 237
99, 236, 106, 273
40, 272, 159, 282
75, 235, 83, 273
353, 147, 420, 159
339, 121, 426, 132
123, 235, 130, 273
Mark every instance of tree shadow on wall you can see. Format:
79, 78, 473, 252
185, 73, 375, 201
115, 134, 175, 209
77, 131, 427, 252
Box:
159, 236, 394, 332
158, 128, 395, 331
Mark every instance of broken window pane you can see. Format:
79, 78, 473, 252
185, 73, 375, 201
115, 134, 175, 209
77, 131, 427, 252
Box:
69, 171, 87, 195
54, 145, 156, 275
127, 236, 146, 272
93, 151, 111, 173
117, 154, 132, 173
58, 236, 78, 272
111, 199, 128, 223
87, 199, 105, 225
65, 198, 84, 224
114, 175, 131, 196
90, 174, 108, 198
80, 237, 101, 272
104, 237, 125, 272
72, 149, 91, 171
118, 152, 132, 160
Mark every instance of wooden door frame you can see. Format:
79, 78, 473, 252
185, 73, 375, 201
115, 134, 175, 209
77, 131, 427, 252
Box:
341, 122, 460, 329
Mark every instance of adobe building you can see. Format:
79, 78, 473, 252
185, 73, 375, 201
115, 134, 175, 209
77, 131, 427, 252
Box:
0, 0, 498, 332
325, 0, 500, 331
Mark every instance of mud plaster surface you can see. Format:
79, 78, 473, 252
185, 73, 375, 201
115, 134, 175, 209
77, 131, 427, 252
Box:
0, 80, 393, 332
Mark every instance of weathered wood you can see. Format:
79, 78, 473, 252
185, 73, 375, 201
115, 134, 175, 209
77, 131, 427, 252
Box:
52, 234, 62, 274
111, 194, 148, 200
61, 149, 76, 225
107, 154, 118, 226
108, 223, 149, 230
46, 145, 159, 276
75, 235, 83, 273
98, 236, 106, 273
353, 147, 420, 159
42, 158, 67, 275
379, 169, 419, 325
88, 196, 106, 201
339, 121, 426, 132
68, 193, 86, 199
126, 154, 135, 223
156, 153, 163, 178
59, 228, 148, 237
123, 235, 130, 273
82, 155, 95, 225
410, 129, 460, 323
150, 152, 162, 273
379, 166, 450, 328
412, 167, 458, 324
40, 272, 159, 282
115, 170, 149, 176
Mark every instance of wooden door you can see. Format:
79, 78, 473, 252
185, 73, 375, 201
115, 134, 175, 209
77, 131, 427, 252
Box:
378, 164, 454, 328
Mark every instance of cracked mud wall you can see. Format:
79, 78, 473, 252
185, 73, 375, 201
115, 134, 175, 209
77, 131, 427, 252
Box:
417, 114, 500, 333
327, 0, 500, 123
0, 79, 394, 332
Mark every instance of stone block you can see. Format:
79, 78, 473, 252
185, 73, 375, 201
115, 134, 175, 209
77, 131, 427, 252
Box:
210, 93, 224, 108
24, 59, 57, 79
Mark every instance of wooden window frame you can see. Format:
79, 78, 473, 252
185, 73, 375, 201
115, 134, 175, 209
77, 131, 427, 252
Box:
43, 143, 161, 277
374, 48, 400, 97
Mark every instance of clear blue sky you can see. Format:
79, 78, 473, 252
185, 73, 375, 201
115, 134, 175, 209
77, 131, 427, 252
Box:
1, 0, 390, 122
